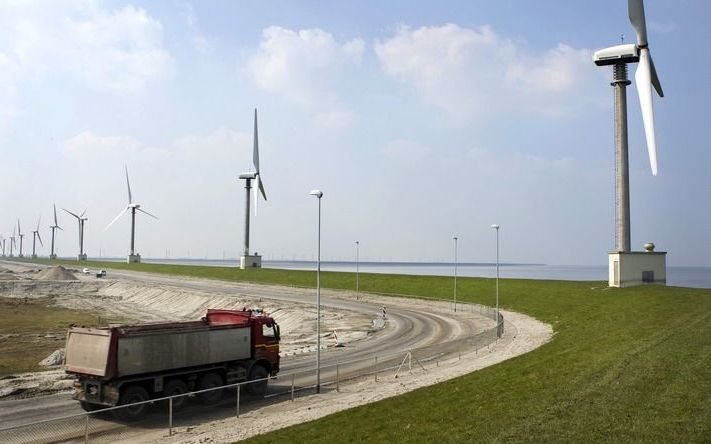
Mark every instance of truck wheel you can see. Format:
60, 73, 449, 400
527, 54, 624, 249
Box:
163, 379, 189, 411
114, 385, 150, 421
246, 365, 268, 397
79, 401, 101, 412
196, 373, 224, 405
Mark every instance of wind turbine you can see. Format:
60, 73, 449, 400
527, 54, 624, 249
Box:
238, 108, 268, 269
105, 166, 158, 263
593, 0, 666, 287
31, 216, 43, 258
63, 208, 88, 261
0, 235, 5, 257
49, 204, 63, 259
17, 220, 24, 258
9, 227, 15, 257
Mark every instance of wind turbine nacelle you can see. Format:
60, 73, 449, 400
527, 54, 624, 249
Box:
129, 203, 141, 209
239, 173, 257, 180
593, 44, 639, 66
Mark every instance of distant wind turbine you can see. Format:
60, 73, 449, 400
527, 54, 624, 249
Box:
49, 204, 63, 259
9, 226, 15, 257
105, 165, 158, 263
31, 216, 43, 258
17, 220, 25, 258
63, 208, 88, 261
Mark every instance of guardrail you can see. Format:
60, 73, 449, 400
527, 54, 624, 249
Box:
0, 301, 504, 443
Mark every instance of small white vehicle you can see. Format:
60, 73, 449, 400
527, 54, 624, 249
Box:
82, 268, 90, 274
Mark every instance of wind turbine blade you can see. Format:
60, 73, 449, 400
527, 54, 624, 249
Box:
253, 108, 260, 172
258, 175, 267, 200
137, 208, 159, 220
648, 53, 664, 97
628, 0, 648, 46
37, 231, 43, 247
17, 220, 21, 234
125, 165, 133, 204
80, 209, 87, 218
54, 204, 58, 226
635, 48, 658, 176
62, 208, 80, 219
57, 226, 64, 231
105, 208, 128, 231
36, 216, 41, 231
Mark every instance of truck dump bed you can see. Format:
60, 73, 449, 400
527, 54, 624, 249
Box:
66, 313, 252, 378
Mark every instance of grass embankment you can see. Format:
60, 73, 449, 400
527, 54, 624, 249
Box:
22, 259, 711, 441
0, 298, 98, 375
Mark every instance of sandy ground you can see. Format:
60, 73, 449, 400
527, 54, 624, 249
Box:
0, 264, 377, 399
156, 308, 552, 443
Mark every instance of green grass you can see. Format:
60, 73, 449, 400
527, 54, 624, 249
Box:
23, 258, 711, 441
0, 297, 99, 375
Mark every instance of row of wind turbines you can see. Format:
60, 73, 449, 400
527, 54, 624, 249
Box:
0, 166, 157, 263
2, 108, 266, 265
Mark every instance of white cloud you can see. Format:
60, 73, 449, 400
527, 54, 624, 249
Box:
375, 24, 605, 121
0, 1, 171, 95
247, 26, 364, 129
181, 2, 212, 54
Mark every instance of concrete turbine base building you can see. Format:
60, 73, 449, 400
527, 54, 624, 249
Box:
608, 243, 666, 287
240, 254, 262, 269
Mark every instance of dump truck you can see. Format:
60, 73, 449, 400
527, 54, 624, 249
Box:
65, 309, 280, 419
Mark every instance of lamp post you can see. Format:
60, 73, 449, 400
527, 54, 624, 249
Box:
490, 224, 500, 336
309, 189, 323, 394
355, 240, 360, 300
453, 236, 458, 312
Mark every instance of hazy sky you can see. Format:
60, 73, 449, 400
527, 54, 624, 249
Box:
1, 0, 709, 266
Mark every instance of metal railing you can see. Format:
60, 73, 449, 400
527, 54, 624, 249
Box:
0, 301, 504, 444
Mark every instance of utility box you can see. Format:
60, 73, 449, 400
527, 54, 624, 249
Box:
240, 254, 262, 269
609, 247, 666, 288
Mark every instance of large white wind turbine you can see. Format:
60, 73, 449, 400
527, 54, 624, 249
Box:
105, 166, 158, 263
593, 0, 666, 287
238, 108, 268, 269
49, 204, 63, 259
31, 216, 43, 258
63, 208, 88, 261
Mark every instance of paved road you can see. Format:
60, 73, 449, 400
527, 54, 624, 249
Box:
0, 264, 496, 442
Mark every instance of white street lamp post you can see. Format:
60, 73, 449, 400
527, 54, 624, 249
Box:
310, 189, 323, 393
490, 224, 500, 336
355, 240, 360, 300
453, 236, 458, 312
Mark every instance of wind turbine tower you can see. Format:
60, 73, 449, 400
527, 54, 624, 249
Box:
31, 216, 43, 258
0, 236, 5, 257
49, 204, 63, 259
593, 0, 666, 287
106, 166, 158, 263
9, 227, 15, 257
238, 109, 268, 269
64, 209, 88, 261
17, 220, 25, 258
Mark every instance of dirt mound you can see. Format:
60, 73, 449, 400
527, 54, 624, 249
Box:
39, 349, 65, 367
36, 266, 78, 281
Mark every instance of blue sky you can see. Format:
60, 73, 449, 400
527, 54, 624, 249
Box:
1, 0, 709, 266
